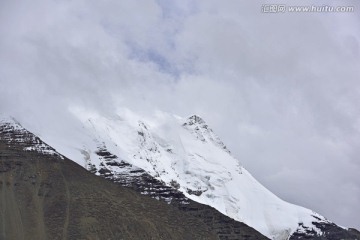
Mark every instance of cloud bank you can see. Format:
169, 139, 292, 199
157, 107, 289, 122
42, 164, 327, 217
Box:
1, 0, 359, 228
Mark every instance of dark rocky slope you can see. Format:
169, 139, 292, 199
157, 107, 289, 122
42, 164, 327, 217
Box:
0, 127, 217, 239
289, 222, 360, 240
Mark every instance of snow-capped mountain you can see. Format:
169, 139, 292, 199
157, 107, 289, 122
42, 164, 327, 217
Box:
0, 114, 270, 240
0, 110, 357, 240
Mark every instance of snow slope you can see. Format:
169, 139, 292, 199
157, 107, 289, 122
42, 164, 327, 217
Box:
0, 110, 335, 239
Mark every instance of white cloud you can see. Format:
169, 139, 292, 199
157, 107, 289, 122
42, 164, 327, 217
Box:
1, 0, 359, 229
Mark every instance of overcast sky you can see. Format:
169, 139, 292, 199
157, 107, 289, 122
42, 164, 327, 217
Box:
1, 0, 359, 229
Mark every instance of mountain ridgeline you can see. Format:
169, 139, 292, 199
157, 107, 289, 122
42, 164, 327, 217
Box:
0, 117, 268, 240
0, 115, 359, 240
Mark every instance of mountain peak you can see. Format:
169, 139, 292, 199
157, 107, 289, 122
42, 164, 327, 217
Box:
182, 114, 231, 154
185, 115, 206, 125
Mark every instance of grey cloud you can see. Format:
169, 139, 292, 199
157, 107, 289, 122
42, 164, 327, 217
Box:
0, 0, 359, 229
